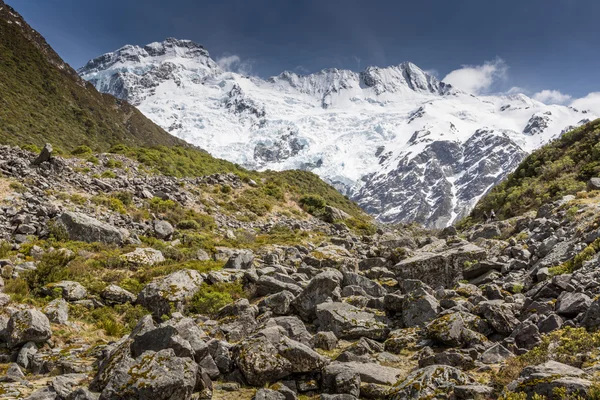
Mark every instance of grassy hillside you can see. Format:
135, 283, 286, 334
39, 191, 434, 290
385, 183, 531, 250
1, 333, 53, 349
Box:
467, 119, 600, 222
0, 0, 182, 151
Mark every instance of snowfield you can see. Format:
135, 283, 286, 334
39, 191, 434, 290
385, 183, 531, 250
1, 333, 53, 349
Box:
79, 38, 596, 227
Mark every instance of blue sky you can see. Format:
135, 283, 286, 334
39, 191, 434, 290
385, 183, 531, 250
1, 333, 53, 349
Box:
8, 0, 600, 106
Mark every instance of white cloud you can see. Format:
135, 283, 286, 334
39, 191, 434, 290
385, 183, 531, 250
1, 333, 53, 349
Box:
216, 54, 253, 75
424, 69, 439, 78
507, 86, 527, 95
533, 89, 572, 105
571, 92, 600, 115
442, 58, 508, 95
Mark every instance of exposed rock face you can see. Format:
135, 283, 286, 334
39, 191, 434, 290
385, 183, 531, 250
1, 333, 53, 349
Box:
390, 365, 474, 400
7, 309, 52, 348
56, 212, 125, 245
315, 302, 388, 340
99, 349, 198, 400
392, 241, 487, 287
136, 269, 204, 318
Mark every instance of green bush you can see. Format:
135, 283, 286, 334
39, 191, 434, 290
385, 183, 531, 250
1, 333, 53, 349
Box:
26, 250, 76, 293
187, 282, 245, 317
178, 220, 201, 230
71, 145, 93, 156
101, 170, 117, 179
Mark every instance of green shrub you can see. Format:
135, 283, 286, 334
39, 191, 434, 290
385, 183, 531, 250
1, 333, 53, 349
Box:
101, 170, 117, 179
9, 182, 27, 193
220, 184, 232, 194
91, 195, 127, 214
26, 250, 76, 292
112, 191, 133, 206
0, 240, 11, 258
187, 282, 245, 317
71, 145, 93, 156
178, 220, 201, 230
299, 194, 326, 211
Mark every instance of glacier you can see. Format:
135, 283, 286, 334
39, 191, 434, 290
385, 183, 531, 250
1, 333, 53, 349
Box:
79, 38, 596, 228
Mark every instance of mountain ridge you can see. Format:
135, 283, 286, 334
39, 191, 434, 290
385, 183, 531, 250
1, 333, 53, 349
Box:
79, 37, 595, 228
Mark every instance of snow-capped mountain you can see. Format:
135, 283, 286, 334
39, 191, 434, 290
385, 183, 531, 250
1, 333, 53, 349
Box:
79, 38, 595, 228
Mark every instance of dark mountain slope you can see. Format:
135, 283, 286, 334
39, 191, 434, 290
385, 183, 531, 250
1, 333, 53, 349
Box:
468, 118, 600, 222
0, 0, 183, 151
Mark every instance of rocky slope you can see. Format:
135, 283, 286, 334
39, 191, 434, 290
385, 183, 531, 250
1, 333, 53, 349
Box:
79, 38, 595, 228
3, 140, 600, 399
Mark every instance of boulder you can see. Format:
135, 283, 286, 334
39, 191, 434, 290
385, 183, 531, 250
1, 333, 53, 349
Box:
323, 361, 403, 386
512, 361, 592, 399
314, 331, 338, 351
481, 343, 513, 364
256, 275, 303, 297
316, 302, 388, 340
556, 292, 592, 317
153, 220, 174, 240
588, 177, 600, 191
44, 298, 69, 324
392, 242, 486, 288
260, 290, 295, 315
390, 365, 474, 400
56, 212, 124, 245
7, 309, 52, 348
101, 285, 136, 305
100, 349, 197, 400
473, 300, 519, 335
122, 248, 165, 266
426, 312, 488, 347
342, 272, 386, 298
401, 289, 440, 328
44, 280, 87, 301
292, 270, 343, 321
233, 335, 293, 386
224, 250, 254, 269
254, 389, 287, 400
31, 143, 53, 165
137, 269, 203, 318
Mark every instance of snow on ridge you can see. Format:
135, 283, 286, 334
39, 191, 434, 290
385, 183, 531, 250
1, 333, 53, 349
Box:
78, 38, 597, 227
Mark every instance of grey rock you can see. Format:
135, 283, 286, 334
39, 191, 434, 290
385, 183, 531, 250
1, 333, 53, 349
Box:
481, 343, 513, 364
390, 365, 474, 400
402, 289, 440, 328
323, 361, 403, 386
233, 335, 293, 386
292, 270, 343, 321
17, 341, 38, 369
556, 292, 592, 317
454, 384, 494, 400
100, 349, 197, 400
137, 269, 203, 318
56, 212, 124, 245
32, 143, 53, 165
7, 308, 52, 348
44, 280, 87, 301
224, 250, 254, 269
314, 331, 338, 351
342, 272, 386, 298
256, 275, 303, 297
392, 242, 486, 288
122, 247, 165, 266
254, 389, 286, 400
316, 302, 388, 340
473, 300, 519, 335
154, 220, 174, 240
260, 290, 295, 315
514, 361, 591, 399
44, 298, 69, 324
101, 284, 136, 305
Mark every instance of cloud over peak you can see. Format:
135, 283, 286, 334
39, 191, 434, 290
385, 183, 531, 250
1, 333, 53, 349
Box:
442, 58, 507, 95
